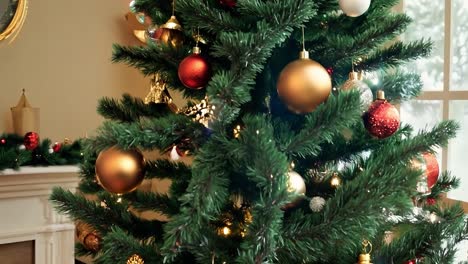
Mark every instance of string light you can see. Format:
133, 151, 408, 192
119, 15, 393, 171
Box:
330, 173, 341, 187
233, 125, 242, 138
221, 226, 231, 236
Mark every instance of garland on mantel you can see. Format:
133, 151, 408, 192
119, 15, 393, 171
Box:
0, 133, 83, 170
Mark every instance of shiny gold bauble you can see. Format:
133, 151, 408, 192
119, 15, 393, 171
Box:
282, 171, 306, 209
287, 171, 306, 195
95, 146, 146, 195
358, 253, 372, 264
154, 27, 184, 48
277, 52, 332, 114
153, 15, 183, 48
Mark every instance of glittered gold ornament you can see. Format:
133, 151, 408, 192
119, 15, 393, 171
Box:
277, 28, 331, 114
181, 97, 215, 127
83, 233, 101, 252
76, 221, 101, 252
358, 240, 373, 264
144, 74, 178, 112
95, 147, 146, 195
127, 254, 145, 264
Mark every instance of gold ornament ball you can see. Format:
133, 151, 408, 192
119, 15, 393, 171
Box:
127, 254, 145, 264
287, 171, 306, 195
282, 171, 306, 209
277, 54, 332, 114
83, 232, 101, 252
95, 147, 146, 195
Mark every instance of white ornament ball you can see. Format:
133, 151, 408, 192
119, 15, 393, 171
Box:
48, 148, 54, 154
309, 196, 326, 212
339, 0, 371, 17
18, 144, 26, 150
287, 171, 306, 195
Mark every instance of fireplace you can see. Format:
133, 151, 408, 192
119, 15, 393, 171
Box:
0, 166, 79, 264
0, 240, 35, 264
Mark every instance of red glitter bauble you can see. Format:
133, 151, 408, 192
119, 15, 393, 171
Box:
426, 197, 437, 206
178, 53, 211, 89
52, 142, 62, 153
0, 138, 5, 144
363, 99, 400, 139
422, 152, 439, 188
219, 0, 236, 8
24, 132, 40, 150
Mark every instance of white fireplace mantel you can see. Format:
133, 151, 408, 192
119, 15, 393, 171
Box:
0, 166, 80, 264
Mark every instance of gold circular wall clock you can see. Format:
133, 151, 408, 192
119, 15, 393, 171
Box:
0, 0, 28, 43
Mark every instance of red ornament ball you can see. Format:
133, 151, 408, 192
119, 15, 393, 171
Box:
52, 142, 62, 153
363, 97, 400, 139
219, 0, 236, 8
0, 138, 5, 144
326, 67, 334, 76
426, 197, 437, 206
24, 132, 40, 150
178, 51, 211, 89
404, 260, 416, 264
422, 152, 439, 188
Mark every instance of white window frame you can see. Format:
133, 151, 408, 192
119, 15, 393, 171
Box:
401, 0, 468, 207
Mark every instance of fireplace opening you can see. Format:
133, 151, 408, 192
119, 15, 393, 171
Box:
0, 240, 35, 264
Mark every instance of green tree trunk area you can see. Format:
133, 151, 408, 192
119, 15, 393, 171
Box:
51, 0, 468, 263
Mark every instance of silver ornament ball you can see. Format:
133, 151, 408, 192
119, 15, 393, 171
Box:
309, 196, 326, 212
342, 72, 373, 112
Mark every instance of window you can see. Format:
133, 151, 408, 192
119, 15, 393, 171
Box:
400, 0, 468, 204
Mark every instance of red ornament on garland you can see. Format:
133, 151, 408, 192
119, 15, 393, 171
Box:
0, 138, 5, 145
412, 152, 440, 193
24, 132, 40, 150
52, 142, 62, 153
219, 0, 236, 8
363, 90, 400, 139
178, 46, 211, 89
422, 152, 439, 188
404, 260, 416, 264
426, 197, 437, 206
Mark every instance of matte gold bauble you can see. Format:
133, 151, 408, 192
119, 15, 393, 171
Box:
277, 51, 332, 114
95, 147, 146, 195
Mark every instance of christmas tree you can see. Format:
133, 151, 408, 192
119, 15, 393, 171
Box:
51, 0, 468, 263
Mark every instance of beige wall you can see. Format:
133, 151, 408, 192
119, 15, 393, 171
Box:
0, 0, 183, 141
